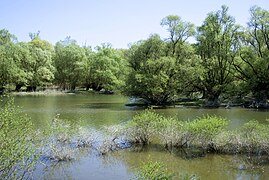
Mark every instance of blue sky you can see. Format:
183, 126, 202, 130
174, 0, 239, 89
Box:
1, 0, 268, 48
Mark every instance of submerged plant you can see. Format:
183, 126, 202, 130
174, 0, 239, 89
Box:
50, 114, 76, 143
133, 161, 175, 180
180, 173, 200, 180
99, 139, 119, 155
47, 143, 73, 162
75, 127, 96, 148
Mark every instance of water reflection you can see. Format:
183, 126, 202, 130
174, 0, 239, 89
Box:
113, 145, 269, 180
13, 94, 269, 179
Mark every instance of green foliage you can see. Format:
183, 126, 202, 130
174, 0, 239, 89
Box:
0, 6, 268, 103
134, 161, 174, 180
126, 110, 162, 145
214, 120, 269, 154
161, 15, 195, 57
154, 116, 184, 148
0, 29, 17, 45
27, 39, 55, 90
241, 120, 269, 152
0, 31, 54, 91
187, 116, 228, 148
86, 45, 127, 91
125, 110, 269, 154
196, 5, 240, 104
233, 6, 269, 102
0, 97, 38, 179
187, 115, 228, 137
125, 110, 231, 151
126, 56, 179, 104
54, 38, 86, 90
125, 34, 198, 105
0, 44, 19, 88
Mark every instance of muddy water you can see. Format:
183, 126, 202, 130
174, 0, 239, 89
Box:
13, 94, 269, 179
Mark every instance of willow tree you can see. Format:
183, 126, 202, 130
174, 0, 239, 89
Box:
125, 35, 173, 104
54, 38, 86, 90
0, 29, 17, 45
85, 44, 127, 91
196, 5, 240, 106
26, 37, 54, 91
125, 34, 198, 105
0, 30, 30, 92
161, 15, 195, 58
233, 6, 269, 104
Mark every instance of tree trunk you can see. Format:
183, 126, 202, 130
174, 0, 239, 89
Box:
15, 84, 23, 92
204, 90, 221, 108
0, 87, 5, 95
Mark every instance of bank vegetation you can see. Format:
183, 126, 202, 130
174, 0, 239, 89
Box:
0, 5, 268, 107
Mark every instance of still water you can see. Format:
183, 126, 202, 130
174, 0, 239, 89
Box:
13, 94, 269, 179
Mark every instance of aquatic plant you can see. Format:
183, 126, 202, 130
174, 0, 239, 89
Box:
186, 115, 228, 150
133, 161, 175, 180
47, 143, 73, 162
180, 173, 200, 180
154, 116, 185, 148
99, 139, 119, 155
125, 110, 162, 145
75, 127, 96, 148
241, 120, 269, 153
124, 110, 269, 155
214, 121, 269, 154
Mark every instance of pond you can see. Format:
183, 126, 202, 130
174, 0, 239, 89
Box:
13, 94, 269, 179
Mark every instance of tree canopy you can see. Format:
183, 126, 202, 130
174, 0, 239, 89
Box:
0, 5, 268, 107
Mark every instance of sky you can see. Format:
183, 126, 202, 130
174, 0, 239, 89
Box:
1, 0, 268, 49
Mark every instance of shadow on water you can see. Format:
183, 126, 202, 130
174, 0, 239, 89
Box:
80, 102, 129, 111
128, 144, 206, 160
115, 144, 269, 180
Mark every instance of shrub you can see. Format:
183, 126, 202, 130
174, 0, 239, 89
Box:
154, 116, 185, 148
214, 130, 243, 154
185, 115, 228, 149
124, 110, 269, 155
125, 110, 162, 145
0, 97, 38, 179
241, 120, 269, 154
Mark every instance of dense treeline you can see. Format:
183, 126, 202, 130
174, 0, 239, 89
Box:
0, 5, 268, 106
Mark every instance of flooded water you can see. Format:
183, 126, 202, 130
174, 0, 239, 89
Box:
13, 94, 269, 179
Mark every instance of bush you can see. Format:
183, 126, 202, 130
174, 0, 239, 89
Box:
0, 97, 38, 179
125, 110, 162, 145
214, 130, 243, 154
154, 116, 185, 148
214, 121, 269, 154
240, 120, 269, 154
186, 115, 228, 149
124, 110, 269, 155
